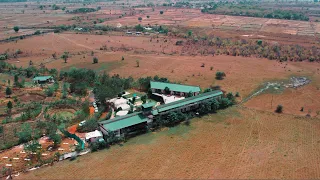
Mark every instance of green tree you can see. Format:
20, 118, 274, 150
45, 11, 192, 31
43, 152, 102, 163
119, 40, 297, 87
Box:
257, 40, 263, 45
61, 82, 68, 99
226, 92, 236, 105
14, 74, 19, 87
24, 140, 41, 154
5, 87, 12, 97
77, 118, 98, 132
61, 52, 69, 63
7, 101, 12, 115
147, 15, 150, 18
164, 87, 170, 94
121, 56, 124, 61
138, 17, 142, 21
93, 57, 98, 64
136, 60, 140, 67
45, 87, 54, 97
219, 97, 231, 109
160, 10, 164, 14
210, 99, 220, 112
50, 133, 61, 147
187, 30, 192, 37
135, 24, 143, 32
13, 26, 19, 33
17, 123, 32, 143
275, 105, 283, 113
141, 95, 147, 104
215, 71, 226, 80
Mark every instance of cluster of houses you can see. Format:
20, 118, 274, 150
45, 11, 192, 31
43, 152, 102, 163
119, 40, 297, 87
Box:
88, 81, 223, 142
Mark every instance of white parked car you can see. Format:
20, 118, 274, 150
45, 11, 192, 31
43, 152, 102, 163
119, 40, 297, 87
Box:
79, 120, 86, 127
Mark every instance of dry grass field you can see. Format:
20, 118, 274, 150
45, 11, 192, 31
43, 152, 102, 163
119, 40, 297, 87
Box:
1, 1, 320, 179
19, 107, 320, 179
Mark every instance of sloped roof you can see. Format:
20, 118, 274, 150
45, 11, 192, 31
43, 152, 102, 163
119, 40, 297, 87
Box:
99, 112, 148, 131
33, 76, 53, 81
155, 90, 223, 113
141, 102, 156, 109
150, 81, 201, 93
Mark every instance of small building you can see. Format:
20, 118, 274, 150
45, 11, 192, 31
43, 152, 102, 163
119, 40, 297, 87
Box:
136, 32, 142, 35
141, 102, 156, 112
150, 81, 201, 97
85, 130, 103, 143
33, 76, 54, 84
99, 112, 149, 138
126, 31, 132, 35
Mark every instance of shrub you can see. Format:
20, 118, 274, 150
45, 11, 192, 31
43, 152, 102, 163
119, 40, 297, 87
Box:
175, 40, 183, 45
13, 26, 19, 33
34, 30, 41, 35
93, 57, 98, 64
77, 118, 98, 132
275, 105, 283, 113
215, 71, 226, 80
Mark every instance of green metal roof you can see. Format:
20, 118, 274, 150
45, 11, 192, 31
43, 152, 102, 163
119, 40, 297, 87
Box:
152, 110, 158, 116
142, 102, 156, 109
33, 76, 53, 81
156, 90, 223, 113
99, 112, 148, 131
150, 81, 201, 93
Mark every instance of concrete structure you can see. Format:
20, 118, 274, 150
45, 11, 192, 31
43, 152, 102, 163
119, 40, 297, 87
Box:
33, 76, 54, 84
85, 130, 103, 143
150, 81, 201, 97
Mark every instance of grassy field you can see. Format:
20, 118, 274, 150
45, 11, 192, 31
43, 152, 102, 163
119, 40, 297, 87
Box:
19, 106, 320, 179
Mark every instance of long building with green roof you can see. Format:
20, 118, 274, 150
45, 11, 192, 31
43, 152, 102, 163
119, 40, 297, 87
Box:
150, 81, 201, 97
99, 90, 223, 137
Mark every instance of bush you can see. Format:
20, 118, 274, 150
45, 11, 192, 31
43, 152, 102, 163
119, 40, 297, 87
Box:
13, 26, 19, 33
93, 57, 98, 64
175, 40, 183, 45
275, 105, 283, 113
77, 118, 98, 132
34, 30, 41, 35
215, 71, 226, 80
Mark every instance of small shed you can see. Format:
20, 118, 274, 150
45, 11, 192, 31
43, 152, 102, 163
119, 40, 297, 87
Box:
85, 130, 103, 143
33, 76, 54, 84
141, 102, 156, 111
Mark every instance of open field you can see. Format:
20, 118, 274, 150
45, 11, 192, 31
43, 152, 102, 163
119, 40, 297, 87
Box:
1, 1, 320, 179
2, 33, 320, 98
19, 107, 320, 179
